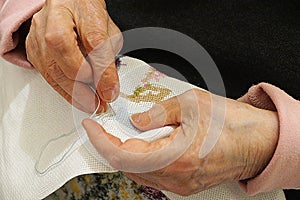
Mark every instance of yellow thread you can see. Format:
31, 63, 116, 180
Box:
122, 84, 171, 103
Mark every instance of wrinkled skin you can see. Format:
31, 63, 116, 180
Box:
26, 0, 123, 113
82, 89, 279, 196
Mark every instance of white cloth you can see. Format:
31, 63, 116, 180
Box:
0, 56, 285, 199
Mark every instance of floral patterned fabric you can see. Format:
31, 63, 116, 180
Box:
45, 172, 169, 200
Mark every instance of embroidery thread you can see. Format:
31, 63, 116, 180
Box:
122, 67, 172, 103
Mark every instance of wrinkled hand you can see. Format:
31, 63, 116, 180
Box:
26, 0, 123, 113
82, 89, 279, 196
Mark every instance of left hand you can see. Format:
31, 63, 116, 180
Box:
26, 0, 122, 113
82, 89, 279, 196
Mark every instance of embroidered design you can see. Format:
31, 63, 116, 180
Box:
141, 67, 165, 87
122, 67, 172, 103
122, 84, 171, 103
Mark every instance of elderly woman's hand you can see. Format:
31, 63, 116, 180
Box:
82, 89, 279, 196
26, 0, 123, 113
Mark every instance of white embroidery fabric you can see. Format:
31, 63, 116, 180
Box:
0, 56, 285, 199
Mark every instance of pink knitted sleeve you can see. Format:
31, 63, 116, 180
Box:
0, 0, 45, 68
238, 82, 300, 195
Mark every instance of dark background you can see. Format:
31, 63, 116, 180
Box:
106, 0, 300, 199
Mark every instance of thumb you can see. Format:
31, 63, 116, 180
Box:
82, 118, 191, 173
130, 96, 182, 131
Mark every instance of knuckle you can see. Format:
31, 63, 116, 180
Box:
85, 30, 108, 50
31, 12, 41, 27
44, 30, 69, 49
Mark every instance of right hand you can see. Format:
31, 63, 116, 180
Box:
26, 0, 123, 113
83, 89, 279, 196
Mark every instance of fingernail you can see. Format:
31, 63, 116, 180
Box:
130, 112, 151, 127
82, 119, 91, 130
130, 113, 141, 124
82, 119, 101, 136
102, 86, 119, 102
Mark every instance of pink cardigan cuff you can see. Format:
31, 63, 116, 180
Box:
238, 83, 300, 195
0, 0, 45, 68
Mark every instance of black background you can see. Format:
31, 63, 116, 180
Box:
107, 0, 300, 99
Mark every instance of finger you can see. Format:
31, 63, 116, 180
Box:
76, 8, 120, 102
83, 119, 151, 153
25, 32, 40, 70
130, 96, 182, 131
25, 15, 45, 72
82, 118, 192, 173
26, 24, 101, 114
44, 72, 97, 113
96, 62, 120, 102
44, 0, 92, 82
47, 65, 103, 113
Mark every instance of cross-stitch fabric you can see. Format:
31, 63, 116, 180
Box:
0, 56, 285, 199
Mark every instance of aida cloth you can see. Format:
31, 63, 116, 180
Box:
0, 56, 285, 199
